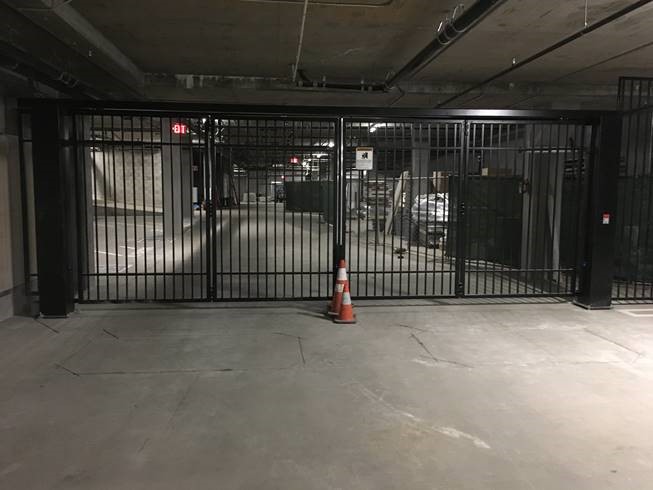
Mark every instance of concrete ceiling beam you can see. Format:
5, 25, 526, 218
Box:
4, 0, 144, 92
0, 63, 59, 97
145, 72, 618, 98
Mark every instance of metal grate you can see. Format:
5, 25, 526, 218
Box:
17, 112, 39, 299
17, 105, 601, 304
462, 121, 589, 297
618, 77, 653, 112
72, 113, 337, 301
75, 114, 210, 301
343, 119, 589, 298
344, 120, 461, 298
213, 117, 336, 299
614, 77, 653, 301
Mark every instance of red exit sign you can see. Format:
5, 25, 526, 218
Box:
172, 122, 188, 135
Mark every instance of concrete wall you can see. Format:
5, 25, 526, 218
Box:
0, 97, 30, 320
90, 143, 194, 246
91, 149, 165, 213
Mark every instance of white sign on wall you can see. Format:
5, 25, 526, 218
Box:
355, 147, 374, 170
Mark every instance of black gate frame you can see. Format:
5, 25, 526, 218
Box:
19, 99, 620, 314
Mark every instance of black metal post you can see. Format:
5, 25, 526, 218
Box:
207, 117, 216, 300
332, 117, 346, 284
31, 102, 76, 317
574, 115, 622, 309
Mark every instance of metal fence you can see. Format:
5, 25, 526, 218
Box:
72, 113, 338, 301
343, 119, 590, 298
19, 104, 601, 303
614, 78, 653, 301
213, 117, 336, 299
343, 119, 460, 298
74, 114, 210, 301
17, 113, 39, 300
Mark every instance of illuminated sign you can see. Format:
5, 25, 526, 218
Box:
172, 123, 188, 135
289, 156, 300, 165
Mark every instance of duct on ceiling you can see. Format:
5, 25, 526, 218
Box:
295, 0, 507, 92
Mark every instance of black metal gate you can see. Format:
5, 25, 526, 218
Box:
212, 117, 336, 300
51, 106, 595, 303
462, 120, 588, 297
614, 77, 653, 301
73, 112, 338, 301
343, 119, 461, 298
75, 113, 210, 302
343, 118, 589, 299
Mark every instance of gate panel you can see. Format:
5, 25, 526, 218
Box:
75, 113, 210, 301
65, 106, 597, 303
614, 77, 653, 301
462, 121, 589, 297
213, 117, 336, 299
341, 118, 589, 299
343, 119, 462, 298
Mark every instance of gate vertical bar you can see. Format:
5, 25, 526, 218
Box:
455, 120, 469, 297
72, 114, 85, 302
206, 117, 215, 301
333, 117, 346, 284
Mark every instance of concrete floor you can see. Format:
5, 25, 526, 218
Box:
2, 302, 653, 489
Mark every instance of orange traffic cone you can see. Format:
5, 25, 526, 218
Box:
327, 259, 348, 316
333, 282, 356, 324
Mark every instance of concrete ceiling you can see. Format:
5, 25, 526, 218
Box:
75, 0, 459, 81
3, 0, 653, 108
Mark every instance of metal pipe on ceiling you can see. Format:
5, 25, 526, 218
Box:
437, 0, 653, 108
294, 0, 507, 93
385, 0, 507, 88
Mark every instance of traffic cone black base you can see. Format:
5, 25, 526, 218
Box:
333, 315, 357, 324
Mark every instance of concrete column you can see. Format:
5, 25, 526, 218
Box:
410, 123, 431, 204
161, 118, 192, 248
